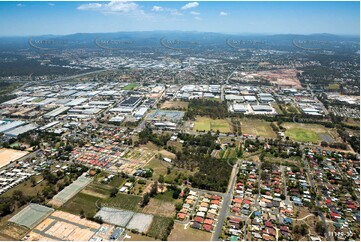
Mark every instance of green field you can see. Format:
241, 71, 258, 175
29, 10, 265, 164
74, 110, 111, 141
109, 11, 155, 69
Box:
61, 193, 99, 218
194, 116, 231, 133
123, 83, 138, 90
147, 215, 174, 240
103, 193, 142, 211
240, 118, 277, 138
283, 122, 336, 143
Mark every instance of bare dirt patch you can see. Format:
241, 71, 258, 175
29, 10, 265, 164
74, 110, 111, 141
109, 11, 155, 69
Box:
141, 198, 176, 218
161, 101, 189, 110
0, 148, 28, 168
255, 69, 302, 88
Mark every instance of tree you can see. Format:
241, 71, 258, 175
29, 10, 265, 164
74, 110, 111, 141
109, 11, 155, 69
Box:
315, 221, 325, 235
158, 175, 165, 183
141, 193, 150, 207
80, 209, 85, 218
110, 187, 118, 197
150, 182, 158, 197
30, 176, 37, 187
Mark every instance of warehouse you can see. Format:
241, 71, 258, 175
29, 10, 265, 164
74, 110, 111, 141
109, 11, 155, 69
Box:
43, 106, 70, 118
4, 123, 38, 137
119, 96, 142, 107
0, 120, 26, 133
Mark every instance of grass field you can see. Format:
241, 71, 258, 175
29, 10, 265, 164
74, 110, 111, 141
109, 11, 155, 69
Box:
104, 193, 142, 212
0, 175, 44, 198
123, 83, 138, 90
61, 193, 99, 218
342, 118, 360, 128
240, 118, 277, 138
168, 223, 212, 241
283, 122, 336, 143
80, 182, 113, 199
147, 215, 174, 240
194, 116, 231, 133
161, 101, 189, 110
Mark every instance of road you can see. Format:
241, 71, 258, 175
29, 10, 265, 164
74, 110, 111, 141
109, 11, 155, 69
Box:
212, 160, 239, 241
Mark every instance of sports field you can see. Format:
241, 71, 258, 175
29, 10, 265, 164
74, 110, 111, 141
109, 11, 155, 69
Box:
194, 116, 231, 133
123, 83, 138, 90
0, 148, 28, 168
283, 122, 336, 143
240, 118, 277, 138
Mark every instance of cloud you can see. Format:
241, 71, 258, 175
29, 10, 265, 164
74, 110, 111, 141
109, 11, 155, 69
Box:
16, 3, 25, 7
219, 11, 228, 16
152, 6, 163, 12
181, 2, 199, 10
194, 16, 202, 21
190, 11, 200, 15
48, 3, 55, 7
77, 1, 143, 15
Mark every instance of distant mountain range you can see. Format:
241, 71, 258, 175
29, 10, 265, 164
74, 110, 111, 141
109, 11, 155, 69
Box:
0, 31, 359, 51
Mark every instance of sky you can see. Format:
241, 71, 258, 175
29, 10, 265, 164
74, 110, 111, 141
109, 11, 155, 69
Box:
0, 1, 359, 36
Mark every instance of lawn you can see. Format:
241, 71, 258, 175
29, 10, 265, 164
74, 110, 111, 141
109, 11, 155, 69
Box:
240, 118, 277, 138
123, 83, 138, 90
168, 223, 212, 241
147, 215, 174, 240
283, 122, 336, 143
194, 116, 231, 133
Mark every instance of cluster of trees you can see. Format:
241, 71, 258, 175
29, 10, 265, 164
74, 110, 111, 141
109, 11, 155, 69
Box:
137, 126, 170, 147
189, 157, 232, 192
320, 141, 348, 150
141, 181, 158, 207
184, 99, 228, 120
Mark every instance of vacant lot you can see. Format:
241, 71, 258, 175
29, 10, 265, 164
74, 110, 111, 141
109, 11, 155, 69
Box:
125, 232, 155, 241
168, 223, 212, 241
0, 148, 28, 168
283, 122, 337, 143
194, 116, 231, 133
147, 215, 174, 240
80, 182, 113, 199
240, 118, 277, 138
0, 223, 29, 240
141, 198, 176, 218
161, 101, 189, 110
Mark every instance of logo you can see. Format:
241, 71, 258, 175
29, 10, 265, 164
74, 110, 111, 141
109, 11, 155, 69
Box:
292, 38, 330, 51
28, 37, 71, 51
160, 37, 199, 50
94, 38, 135, 50
226, 38, 266, 50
